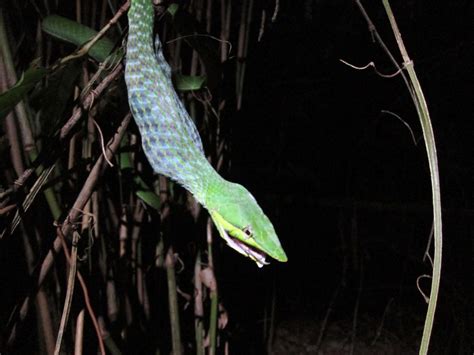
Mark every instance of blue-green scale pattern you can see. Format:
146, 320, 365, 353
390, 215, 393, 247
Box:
125, 0, 222, 203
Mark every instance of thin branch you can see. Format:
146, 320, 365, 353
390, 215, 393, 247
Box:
271, 0, 279, 22
381, 2, 442, 354
56, 0, 130, 65
416, 275, 431, 304
422, 223, 434, 267
6, 113, 131, 348
381, 110, 418, 146
2, 62, 124, 209
4, 164, 56, 238
353, 0, 416, 104
353, 2, 443, 353
57, 227, 106, 355
258, 10, 266, 42
60, 63, 123, 140
1, 63, 124, 239
166, 34, 232, 57
339, 59, 403, 78
371, 298, 394, 345
54, 231, 80, 355
92, 119, 114, 167
166, 246, 183, 355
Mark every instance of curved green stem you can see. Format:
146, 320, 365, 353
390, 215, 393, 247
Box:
381, 2, 443, 353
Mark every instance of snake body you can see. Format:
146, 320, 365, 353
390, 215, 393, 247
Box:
125, 0, 287, 266
125, 0, 216, 203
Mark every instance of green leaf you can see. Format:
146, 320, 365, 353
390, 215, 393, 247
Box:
167, 4, 180, 17
119, 136, 161, 210
174, 74, 206, 91
134, 176, 161, 210
0, 64, 47, 120
42, 15, 114, 62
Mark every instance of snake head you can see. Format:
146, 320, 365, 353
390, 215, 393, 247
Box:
206, 182, 288, 267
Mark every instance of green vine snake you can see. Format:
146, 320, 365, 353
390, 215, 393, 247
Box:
45, 0, 288, 267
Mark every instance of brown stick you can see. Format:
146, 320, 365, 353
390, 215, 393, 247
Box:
6, 113, 131, 347
60, 63, 124, 140
57, 227, 106, 355
4, 62, 124, 203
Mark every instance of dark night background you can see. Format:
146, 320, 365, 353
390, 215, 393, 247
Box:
1, 0, 473, 354
219, 1, 473, 353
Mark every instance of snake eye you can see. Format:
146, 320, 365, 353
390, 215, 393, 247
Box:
242, 226, 253, 238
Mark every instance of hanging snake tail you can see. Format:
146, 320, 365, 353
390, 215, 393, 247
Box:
125, 0, 287, 266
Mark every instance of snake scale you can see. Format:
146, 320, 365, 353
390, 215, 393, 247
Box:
125, 0, 287, 266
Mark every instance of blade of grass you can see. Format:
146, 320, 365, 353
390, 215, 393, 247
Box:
353, 2, 442, 353
380, 3, 443, 353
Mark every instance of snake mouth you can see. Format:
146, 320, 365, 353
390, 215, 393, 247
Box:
219, 228, 269, 268
209, 210, 270, 267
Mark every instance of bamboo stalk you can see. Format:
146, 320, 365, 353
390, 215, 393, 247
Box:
0, 9, 62, 220
0, 39, 55, 355
74, 310, 85, 355
206, 219, 218, 355
235, 0, 248, 109
166, 246, 183, 355
6, 113, 131, 347
237, 0, 254, 110
194, 251, 205, 355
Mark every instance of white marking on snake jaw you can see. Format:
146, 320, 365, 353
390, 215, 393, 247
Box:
218, 227, 268, 268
